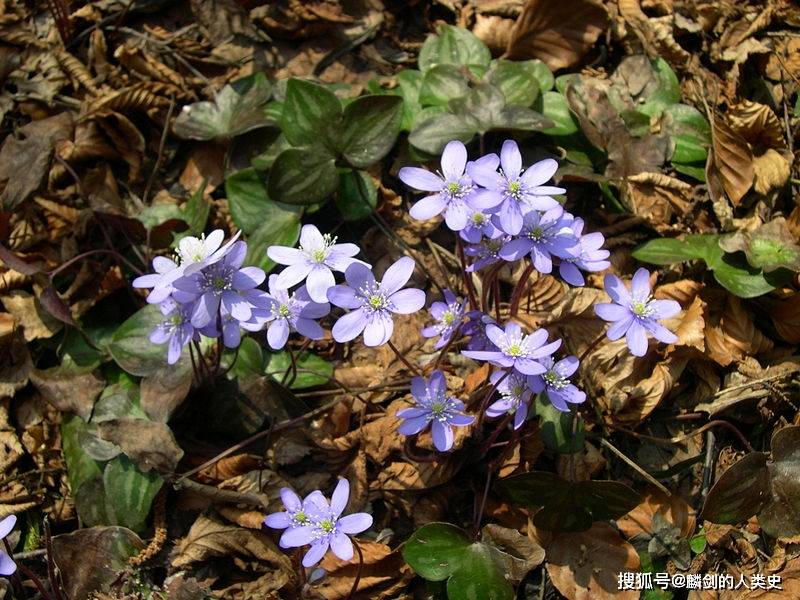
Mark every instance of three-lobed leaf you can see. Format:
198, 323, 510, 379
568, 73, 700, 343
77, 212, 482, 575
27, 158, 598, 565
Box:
226, 167, 301, 234
267, 148, 338, 205
280, 79, 341, 147
108, 304, 171, 377
418, 24, 491, 72
337, 95, 403, 168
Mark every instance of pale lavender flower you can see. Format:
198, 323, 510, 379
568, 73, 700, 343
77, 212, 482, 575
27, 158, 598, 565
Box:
462, 321, 561, 376
465, 235, 510, 272
462, 311, 498, 352
422, 290, 466, 349
149, 299, 197, 365
172, 241, 266, 328
485, 370, 534, 430
276, 479, 373, 568
264, 488, 329, 548
132, 256, 182, 304
459, 208, 502, 243
498, 207, 580, 274
396, 370, 474, 452
261, 275, 329, 350
398, 141, 498, 231
594, 268, 681, 357
529, 356, 586, 412
327, 257, 425, 347
267, 225, 367, 303
468, 140, 565, 235
0, 515, 16, 576
557, 216, 610, 286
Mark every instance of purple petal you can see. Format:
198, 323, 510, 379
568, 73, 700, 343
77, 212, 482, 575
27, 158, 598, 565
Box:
484, 324, 506, 349
606, 314, 634, 340
397, 406, 426, 419
302, 541, 329, 567
132, 273, 161, 289
440, 140, 467, 179
0, 516, 16, 540
344, 262, 376, 290
380, 257, 415, 295
495, 200, 523, 235
306, 266, 335, 303
513, 358, 547, 375
448, 413, 475, 426
631, 268, 652, 299
626, 322, 649, 356
530, 339, 561, 359
233, 267, 266, 290
332, 308, 368, 343
604, 274, 632, 305
645, 321, 678, 344
363, 312, 394, 347
431, 420, 454, 452
651, 299, 681, 319
264, 512, 291, 529
468, 189, 503, 209
555, 356, 580, 377
191, 293, 220, 328
267, 245, 305, 266
520, 158, 558, 187
222, 321, 241, 348
410, 194, 448, 221
398, 415, 430, 435
299, 298, 330, 319
410, 376, 427, 400
330, 531, 354, 561
339, 513, 373, 535
281, 488, 302, 511
531, 245, 553, 274
444, 199, 469, 231
275, 263, 313, 290
222, 291, 251, 322
300, 224, 325, 249
295, 318, 324, 340
559, 263, 585, 286
389, 288, 426, 314
500, 140, 522, 179
281, 525, 316, 547
429, 370, 447, 393
330, 479, 350, 517
595, 302, 629, 322
267, 320, 290, 350
0, 552, 15, 576
327, 284, 361, 309
399, 167, 443, 192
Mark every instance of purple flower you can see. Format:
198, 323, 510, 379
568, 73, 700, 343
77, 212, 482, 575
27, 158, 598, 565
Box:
485, 370, 534, 430
261, 275, 329, 350
172, 241, 266, 329
459, 208, 502, 243
0, 515, 16, 576
149, 299, 197, 365
469, 140, 565, 235
499, 207, 580, 274
398, 141, 498, 231
267, 225, 367, 303
557, 216, 610, 286
327, 257, 426, 347
422, 290, 466, 349
465, 235, 510, 272
396, 370, 474, 452
594, 268, 681, 357
274, 479, 373, 568
462, 321, 561, 376
462, 311, 498, 351
177, 229, 242, 275
264, 488, 329, 548
132, 256, 182, 304
529, 356, 586, 412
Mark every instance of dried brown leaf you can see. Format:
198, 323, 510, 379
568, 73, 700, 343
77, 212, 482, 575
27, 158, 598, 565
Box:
29, 365, 103, 421
317, 541, 411, 600
728, 101, 786, 151
97, 417, 184, 474
505, 0, 608, 70
622, 172, 693, 229
617, 486, 697, 540
0, 290, 61, 341
708, 115, 754, 206
704, 293, 773, 366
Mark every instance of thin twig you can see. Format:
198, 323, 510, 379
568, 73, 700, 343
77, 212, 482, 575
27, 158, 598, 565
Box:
598, 437, 672, 497
387, 339, 422, 376
142, 98, 175, 205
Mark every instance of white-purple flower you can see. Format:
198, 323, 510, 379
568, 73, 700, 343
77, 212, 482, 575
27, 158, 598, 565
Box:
0, 515, 16, 576
469, 140, 565, 235
462, 321, 561, 376
485, 370, 534, 430
177, 229, 242, 275
529, 356, 586, 412
462, 311, 498, 352
327, 257, 425, 347
594, 268, 681, 357
499, 207, 580, 274
465, 235, 510, 272
272, 479, 373, 568
422, 290, 466, 349
267, 225, 367, 303
132, 255, 182, 304
396, 370, 474, 452
261, 275, 329, 350
557, 216, 610, 286
264, 488, 329, 548
150, 299, 197, 364
398, 141, 498, 231
459, 208, 502, 243
172, 241, 265, 329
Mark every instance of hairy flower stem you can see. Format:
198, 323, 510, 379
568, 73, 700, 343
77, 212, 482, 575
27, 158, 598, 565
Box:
346, 540, 364, 600
387, 339, 422, 376
43, 518, 64, 600
474, 370, 510, 432
455, 238, 479, 310
432, 325, 462, 371
402, 436, 440, 463
480, 263, 503, 315
578, 332, 607, 363
509, 263, 534, 318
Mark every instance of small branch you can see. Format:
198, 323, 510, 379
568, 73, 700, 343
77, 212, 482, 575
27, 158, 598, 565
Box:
170, 478, 270, 510
598, 437, 672, 497
387, 339, 422, 376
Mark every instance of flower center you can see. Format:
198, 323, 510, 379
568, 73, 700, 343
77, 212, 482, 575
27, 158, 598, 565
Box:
506, 342, 524, 357
471, 212, 485, 225
544, 370, 568, 390
200, 267, 233, 293
441, 311, 456, 326
293, 510, 308, 525
431, 402, 445, 415
528, 226, 544, 241
318, 519, 335, 534
311, 248, 327, 263
278, 304, 291, 318
631, 298, 655, 318
368, 294, 385, 309
507, 180, 522, 199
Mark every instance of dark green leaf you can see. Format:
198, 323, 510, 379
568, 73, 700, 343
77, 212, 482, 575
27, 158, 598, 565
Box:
638, 58, 681, 117
336, 170, 377, 221
535, 394, 584, 453
182, 181, 210, 235
338, 95, 403, 168
396, 69, 423, 131
108, 304, 169, 377
62, 415, 104, 496
419, 65, 469, 107
267, 148, 338, 205
403, 522, 470, 581
712, 254, 779, 298
521, 59, 554, 93
539, 91, 578, 136
222, 337, 264, 380
103, 455, 163, 534
631, 237, 708, 265
418, 24, 491, 72
689, 529, 707, 554
577, 480, 641, 520
663, 105, 711, 164
173, 73, 273, 140
672, 162, 706, 181
226, 167, 301, 234
264, 350, 333, 389
486, 59, 540, 107
280, 79, 341, 147
135, 204, 184, 231
243, 203, 301, 273
409, 113, 478, 155
446, 543, 515, 600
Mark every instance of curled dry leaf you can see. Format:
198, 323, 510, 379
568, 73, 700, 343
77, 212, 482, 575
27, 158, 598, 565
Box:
610, 353, 689, 425
622, 172, 693, 230
617, 485, 697, 540
766, 293, 800, 343
704, 293, 773, 367
546, 523, 640, 600
0, 290, 62, 341
317, 540, 412, 600
481, 523, 545, 582
97, 417, 184, 474
504, 0, 608, 71
707, 115, 754, 207
727, 101, 786, 152
29, 364, 104, 421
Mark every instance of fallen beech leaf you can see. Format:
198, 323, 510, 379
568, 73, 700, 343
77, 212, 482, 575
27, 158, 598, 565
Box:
708, 115, 754, 206
505, 0, 608, 71
97, 417, 184, 474
0, 332, 31, 399
752, 149, 791, 195
481, 523, 545, 581
622, 172, 692, 229
318, 540, 411, 599
29, 364, 104, 421
767, 294, 800, 343
0, 290, 62, 341
704, 293, 773, 366
618, 486, 697, 540
546, 523, 640, 600
728, 101, 786, 151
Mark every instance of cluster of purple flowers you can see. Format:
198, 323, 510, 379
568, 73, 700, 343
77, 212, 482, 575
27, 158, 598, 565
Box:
399, 140, 611, 285
264, 479, 372, 568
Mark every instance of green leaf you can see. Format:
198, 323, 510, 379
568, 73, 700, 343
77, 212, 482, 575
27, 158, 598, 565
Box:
108, 304, 169, 377
103, 455, 163, 534
265, 350, 333, 389
409, 113, 478, 155
638, 58, 680, 118
447, 543, 515, 600
712, 257, 779, 298
663, 104, 711, 164
631, 237, 710, 265
486, 59, 541, 107
267, 148, 338, 205
538, 91, 578, 136
173, 73, 274, 140
62, 415, 104, 496
672, 162, 706, 181
226, 167, 301, 234
403, 522, 469, 580
418, 25, 491, 72
243, 204, 301, 273
338, 95, 403, 168
336, 170, 377, 221
396, 69, 423, 131
182, 181, 210, 235
280, 79, 342, 147
535, 395, 584, 453
419, 65, 469, 107
135, 204, 184, 231
690, 529, 707, 554
450, 84, 553, 135
521, 59, 554, 93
